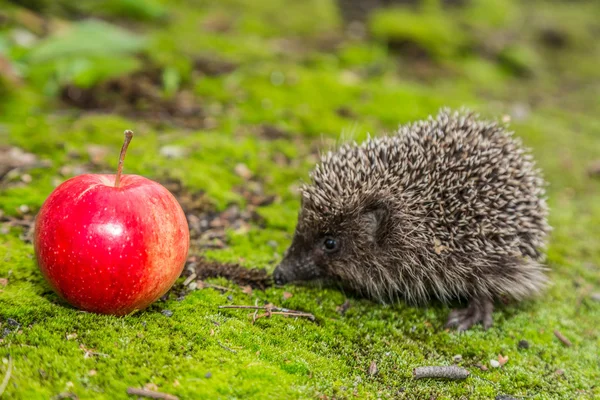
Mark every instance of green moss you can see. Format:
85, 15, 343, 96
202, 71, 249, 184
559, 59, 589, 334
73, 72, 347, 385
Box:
1, 0, 600, 398
368, 5, 468, 60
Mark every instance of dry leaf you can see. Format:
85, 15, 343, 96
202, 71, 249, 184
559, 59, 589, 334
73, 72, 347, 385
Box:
242, 285, 253, 295
368, 361, 378, 376
282, 292, 293, 300
66, 333, 78, 340
498, 354, 509, 366
0, 278, 7, 287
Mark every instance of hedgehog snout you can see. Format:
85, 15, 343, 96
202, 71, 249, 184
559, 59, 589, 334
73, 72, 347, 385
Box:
273, 265, 290, 285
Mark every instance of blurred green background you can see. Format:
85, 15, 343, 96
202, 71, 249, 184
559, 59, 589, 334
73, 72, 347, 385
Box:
0, 0, 599, 399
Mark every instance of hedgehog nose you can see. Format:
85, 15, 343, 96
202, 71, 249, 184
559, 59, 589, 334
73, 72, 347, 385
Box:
273, 267, 288, 286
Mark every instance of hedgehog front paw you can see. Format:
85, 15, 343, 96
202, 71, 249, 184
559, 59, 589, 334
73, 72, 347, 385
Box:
445, 297, 494, 331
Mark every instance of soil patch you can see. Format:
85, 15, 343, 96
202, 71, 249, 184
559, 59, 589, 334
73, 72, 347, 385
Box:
185, 256, 271, 290
60, 63, 206, 129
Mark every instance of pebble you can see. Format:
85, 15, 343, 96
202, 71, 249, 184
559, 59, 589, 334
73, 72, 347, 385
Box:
161, 310, 174, 317
490, 359, 500, 368
205, 372, 212, 379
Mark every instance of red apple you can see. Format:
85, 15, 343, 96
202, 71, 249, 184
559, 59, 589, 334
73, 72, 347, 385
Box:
33, 131, 189, 315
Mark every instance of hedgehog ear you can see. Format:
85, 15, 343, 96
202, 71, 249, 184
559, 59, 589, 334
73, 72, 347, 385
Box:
361, 203, 389, 243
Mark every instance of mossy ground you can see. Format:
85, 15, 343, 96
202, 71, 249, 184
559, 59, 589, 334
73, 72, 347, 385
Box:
1, 0, 599, 398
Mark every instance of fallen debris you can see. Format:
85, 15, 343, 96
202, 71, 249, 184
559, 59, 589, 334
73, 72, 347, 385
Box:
413, 366, 470, 380
0, 355, 13, 397
217, 341, 238, 354
126, 387, 179, 400
368, 361, 378, 376
587, 160, 600, 178
188, 257, 271, 290
219, 304, 316, 323
79, 344, 109, 359
498, 354, 509, 366
336, 299, 351, 315
182, 273, 197, 287
554, 330, 572, 347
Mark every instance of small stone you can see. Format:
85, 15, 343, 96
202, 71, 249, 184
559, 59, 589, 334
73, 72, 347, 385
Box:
188, 281, 198, 290
490, 359, 500, 368
234, 163, 252, 180
518, 339, 530, 349
18, 204, 29, 214
7, 318, 20, 329
453, 354, 463, 363
227, 295, 233, 301
161, 310, 174, 317
205, 372, 212, 379
159, 145, 188, 159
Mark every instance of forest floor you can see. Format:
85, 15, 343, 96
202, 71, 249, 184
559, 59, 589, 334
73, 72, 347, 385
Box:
0, 0, 599, 398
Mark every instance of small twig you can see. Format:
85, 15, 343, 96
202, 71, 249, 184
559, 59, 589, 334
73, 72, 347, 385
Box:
126, 387, 178, 400
217, 341, 237, 354
413, 366, 470, 380
182, 273, 197, 287
554, 330, 572, 347
252, 299, 259, 323
219, 304, 316, 323
254, 311, 317, 322
0, 355, 13, 396
200, 282, 231, 292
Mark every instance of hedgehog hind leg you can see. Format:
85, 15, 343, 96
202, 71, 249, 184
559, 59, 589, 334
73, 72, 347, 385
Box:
445, 295, 494, 331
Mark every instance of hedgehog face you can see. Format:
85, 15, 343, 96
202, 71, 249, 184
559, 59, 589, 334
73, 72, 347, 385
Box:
273, 201, 389, 287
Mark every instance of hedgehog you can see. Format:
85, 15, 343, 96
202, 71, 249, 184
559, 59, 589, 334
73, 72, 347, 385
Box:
273, 109, 550, 331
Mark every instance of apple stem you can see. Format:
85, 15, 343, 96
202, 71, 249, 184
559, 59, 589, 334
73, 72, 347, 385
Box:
115, 130, 134, 188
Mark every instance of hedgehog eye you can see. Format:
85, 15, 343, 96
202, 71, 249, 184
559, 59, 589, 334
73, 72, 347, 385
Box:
322, 237, 339, 253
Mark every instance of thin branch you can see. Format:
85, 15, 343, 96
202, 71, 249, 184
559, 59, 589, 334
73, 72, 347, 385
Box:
182, 273, 197, 287
413, 366, 470, 380
554, 330, 572, 347
0, 355, 13, 396
126, 387, 178, 400
217, 341, 237, 354
219, 304, 316, 323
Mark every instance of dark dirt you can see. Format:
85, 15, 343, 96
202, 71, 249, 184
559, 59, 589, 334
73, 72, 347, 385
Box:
163, 176, 272, 252
336, 0, 468, 24
60, 63, 206, 129
193, 55, 237, 77
185, 256, 271, 290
